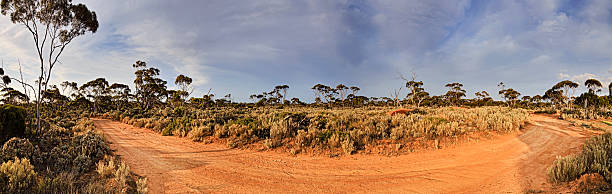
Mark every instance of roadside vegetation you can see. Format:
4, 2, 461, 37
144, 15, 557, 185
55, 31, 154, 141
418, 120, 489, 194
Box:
106, 106, 528, 155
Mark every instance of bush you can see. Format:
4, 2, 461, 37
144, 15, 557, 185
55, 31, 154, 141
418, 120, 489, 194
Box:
71, 155, 93, 175
72, 132, 109, 162
0, 105, 26, 143
137, 177, 148, 194
73, 118, 95, 132
1, 137, 33, 161
548, 132, 612, 184
96, 156, 115, 178
341, 137, 355, 155
547, 155, 586, 183
581, 132, 612, 182
115, 161, 131, 191
0, 157, 37, 193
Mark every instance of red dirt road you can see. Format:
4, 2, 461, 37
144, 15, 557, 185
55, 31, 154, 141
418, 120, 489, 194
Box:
94, 114, 598, 193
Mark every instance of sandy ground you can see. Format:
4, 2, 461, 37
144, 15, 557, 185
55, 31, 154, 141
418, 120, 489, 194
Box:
93, 114, 598, 193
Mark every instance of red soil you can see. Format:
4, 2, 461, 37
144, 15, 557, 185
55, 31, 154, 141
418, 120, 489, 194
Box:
386, 108, 414, 115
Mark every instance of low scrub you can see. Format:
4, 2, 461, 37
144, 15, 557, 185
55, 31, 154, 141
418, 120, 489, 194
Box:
122, 106, 529, 155
0, 157, 37, 193
547, 132, 612, 185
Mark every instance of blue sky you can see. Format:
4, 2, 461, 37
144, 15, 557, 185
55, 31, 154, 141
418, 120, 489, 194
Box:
1, 0, 612, 102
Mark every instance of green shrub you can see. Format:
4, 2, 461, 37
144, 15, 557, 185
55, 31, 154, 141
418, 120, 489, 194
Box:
72, 131, 109, 162
581, 132, 612, 182
0, 105, 26, 143
0, 157, 37, 193
163, 116, 192, 136
548, 132, 612, 184
547, 155, 586, 183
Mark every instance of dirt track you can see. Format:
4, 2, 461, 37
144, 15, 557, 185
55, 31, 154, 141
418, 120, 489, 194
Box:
94, 114, 598, 193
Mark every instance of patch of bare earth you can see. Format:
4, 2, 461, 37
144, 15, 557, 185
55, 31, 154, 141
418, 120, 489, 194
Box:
93, 114, 599, 193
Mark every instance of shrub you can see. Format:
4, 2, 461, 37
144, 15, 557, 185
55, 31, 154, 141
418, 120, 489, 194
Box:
581, 132, 612, 182
71, 155, 93, 175
1, 137, 33, 161
96, 160, 115, 178
295, 130, 311, 148
263, 138, 281, 149
136, 177, 148, 194
115, 161, 131, 191
120, 106, 529, 155
72, 118, 95, 132
548, 132, 612, 184
547, 155, 586, 183
341, 137, 355, 155
0, 157, 37, 193
96, 156, 115, 178
0, 105, 26, 143
72, 132, 109, 162
187, 125, 211, 142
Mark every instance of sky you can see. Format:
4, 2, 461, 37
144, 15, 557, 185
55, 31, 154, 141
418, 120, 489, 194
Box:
1, 0, 612, 102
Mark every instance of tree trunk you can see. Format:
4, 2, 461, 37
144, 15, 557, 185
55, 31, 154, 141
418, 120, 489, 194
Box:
36, 78, 41, 135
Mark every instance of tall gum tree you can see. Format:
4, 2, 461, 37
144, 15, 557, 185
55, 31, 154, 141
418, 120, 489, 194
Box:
1, 0, 99, 132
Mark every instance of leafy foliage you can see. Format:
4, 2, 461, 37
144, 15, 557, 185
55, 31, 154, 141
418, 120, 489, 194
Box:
0, 104, 26, 143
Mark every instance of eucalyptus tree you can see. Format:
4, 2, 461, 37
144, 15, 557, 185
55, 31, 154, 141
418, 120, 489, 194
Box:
609, 82, 612, 97
544, 88, 564, 108
290, 97, 304, 105
406, 80, 428, 107
350, 86, 360, 96
174, 74, 193, 102
475, 91, 491, 106
475, 91, 489, 100
1, 87, 28, 105
1, 0, 99, 131
60, 81, 78, 99
585, 79, 602, 94
499, 88, 521, 107
444, 82, 466, 106
335, 84, 349, 101
497, 82, 505, 100
312, 84, 336, 104
274, 84, 289, 103
132, 61, 167, 111
42, 86, 69, 112
582, 79, 602, 108
531, 95, 543, 104
108, 83, 130, 110
521, 96, 531, 106
80, 78, 109, 113
552, 80, 579, 108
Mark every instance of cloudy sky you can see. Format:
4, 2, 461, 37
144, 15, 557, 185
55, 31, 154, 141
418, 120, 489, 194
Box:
1, 0, 612, 101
